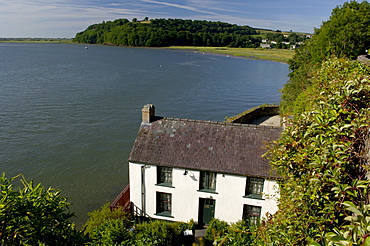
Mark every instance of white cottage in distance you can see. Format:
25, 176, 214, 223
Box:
111, 104, 281, 227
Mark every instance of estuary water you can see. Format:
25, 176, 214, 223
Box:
0, 43, 288, 226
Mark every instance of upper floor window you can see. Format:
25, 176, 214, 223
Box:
245, 177, 264, 199
243, 204, 261, 225
157, 166, 172, 186
199, 171, 217, 192
156, 192, 172, 217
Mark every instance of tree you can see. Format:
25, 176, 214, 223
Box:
0, 173, 86, 245
280, 0, 370, 115
310, 0, 370, 61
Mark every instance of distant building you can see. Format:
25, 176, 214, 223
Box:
290, 44, 299, 49
260, 43, 271, 49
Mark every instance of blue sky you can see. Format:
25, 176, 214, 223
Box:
0, 0, 353, 38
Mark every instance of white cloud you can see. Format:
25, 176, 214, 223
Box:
0, 1, 150, 37
140, 0, 219, 15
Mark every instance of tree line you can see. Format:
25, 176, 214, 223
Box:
73, 18, 262, 47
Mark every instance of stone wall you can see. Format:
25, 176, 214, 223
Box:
225, 105, 279, 124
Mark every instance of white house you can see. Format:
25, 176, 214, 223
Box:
260, 43, 271, 49
113, 104, 281, 226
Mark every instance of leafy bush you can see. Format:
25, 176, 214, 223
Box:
204, 218, 230, 245
132, 220, 184, 246
83, 203, 132, 235
320, 201, 370, 246
204, 218, 256, 245
228, 220, 256, 245
87, 219, 132, 246
0, 173, 86, 245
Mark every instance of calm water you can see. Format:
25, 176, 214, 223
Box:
0, 43, 288, 226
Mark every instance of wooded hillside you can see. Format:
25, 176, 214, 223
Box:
73, 18, 261, 47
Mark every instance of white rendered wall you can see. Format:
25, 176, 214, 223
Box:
129, 162, 279, 224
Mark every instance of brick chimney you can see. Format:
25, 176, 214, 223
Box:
142, 104, 155, 123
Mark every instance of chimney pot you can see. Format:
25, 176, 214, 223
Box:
142, 104, 155, 123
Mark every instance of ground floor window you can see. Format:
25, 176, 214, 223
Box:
156, 192, 172, 217
243, 204, 261, 225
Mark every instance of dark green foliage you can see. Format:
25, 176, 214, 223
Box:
87, 219, 132, 246
204, 218, 230, 245
132, 220, 184, 246
280, 0, 370, 114
73, 18, 260, 48
204, 218, 256, 245
0, 173, 86, 245
83, 203, 133, 245
322, 201, 370, 245
255, 58, 370, 245
83, 203, 132, 235
310, 1, 370, 61
83, 204, 186, 245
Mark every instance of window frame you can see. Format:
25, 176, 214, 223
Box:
199, 171, 217, 193
156, 192, 172, 217
243, 204, 261, 225
245, 177, 264, 199
156, 166, 173, 187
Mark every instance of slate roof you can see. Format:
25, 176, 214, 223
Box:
129, 117, 282, 179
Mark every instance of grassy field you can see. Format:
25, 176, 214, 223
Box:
167, 46, 295, 63
255, 28, 310, 36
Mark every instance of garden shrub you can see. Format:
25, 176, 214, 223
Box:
132, 220, 184, 246
204, 218, 230, 245
83, 203, 132, 235
204, 218, 256, 246
87, 219, 132, 246
0, 173, 86, 245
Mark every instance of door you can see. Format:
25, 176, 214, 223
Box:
198, 198, 215, 226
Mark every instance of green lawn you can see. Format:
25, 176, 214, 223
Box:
167, 46, 295, 63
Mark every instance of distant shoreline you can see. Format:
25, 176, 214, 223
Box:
0, 40, 293, 63
0, 39, 73, 44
